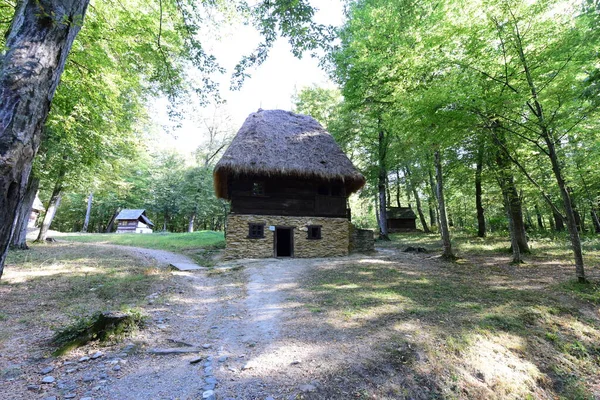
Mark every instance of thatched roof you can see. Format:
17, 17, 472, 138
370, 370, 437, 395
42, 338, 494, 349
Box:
214, 109, 365, 199
387, 207, 417, 220
115, 209, 154, 227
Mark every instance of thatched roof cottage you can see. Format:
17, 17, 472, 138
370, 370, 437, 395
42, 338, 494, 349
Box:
214, 109, 366, 258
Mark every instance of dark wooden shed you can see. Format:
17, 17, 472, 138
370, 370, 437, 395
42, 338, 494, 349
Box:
387, 207, 417, 232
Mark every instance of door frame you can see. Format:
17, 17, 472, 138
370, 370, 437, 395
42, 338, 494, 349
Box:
273, 226, 294, 257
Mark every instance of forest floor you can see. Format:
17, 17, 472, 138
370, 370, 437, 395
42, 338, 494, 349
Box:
1, 233, 600, 399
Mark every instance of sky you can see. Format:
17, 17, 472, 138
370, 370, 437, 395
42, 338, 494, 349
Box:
151, 0, 345, 154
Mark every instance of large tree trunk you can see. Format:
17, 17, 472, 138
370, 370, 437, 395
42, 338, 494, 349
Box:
81, 192, 93, 232
475, 145, 486, 237
434, 151, 454, 260
503, 190, 522, 264
10, 176, 40, 249
36, 181, 63, 242
0, 0, 90, 278
377, 127, 390, 240
493, 132, 530, 253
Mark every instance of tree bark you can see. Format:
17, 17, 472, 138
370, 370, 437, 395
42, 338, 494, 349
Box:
434, 151, 454, 259
395, 169, 401, 208
591, 209, 600, 233
492, 131, 530, 253
81, 192, 93, 232
10, 176, 40, 249
428, 168, 440, 227
0, 0, 91, 278
377, 125, 390, 240
553, 210, 565, 232
535, 204, 545, 230
188, 214, 195, 233
36, 181, 63, 242
475, 145, 486, 237
105, 208, 120, 233
404, 166, 430, 233
503, 189, 522, 263
545, 136, 586, 281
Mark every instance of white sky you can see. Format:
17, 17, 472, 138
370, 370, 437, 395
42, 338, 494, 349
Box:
151, 0, 345, 155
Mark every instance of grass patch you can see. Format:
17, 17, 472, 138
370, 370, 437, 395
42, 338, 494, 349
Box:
52, 309, 145, 355
1, 242, 168, 351
300, 255, 600, 399
560, 280, 600, 304
62, 230, 225, 265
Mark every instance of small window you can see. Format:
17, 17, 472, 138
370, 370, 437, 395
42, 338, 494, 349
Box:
248, 223, 265, 239
252, 182, 264, 196
317, 185, 329, 195
307, 225, 322, 240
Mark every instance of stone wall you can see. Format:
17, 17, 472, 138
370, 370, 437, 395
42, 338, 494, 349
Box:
225, 214, 349, 259
349, 224, 375, 253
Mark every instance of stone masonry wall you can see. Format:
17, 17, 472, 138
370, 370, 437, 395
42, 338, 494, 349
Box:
225, 214, 349, 259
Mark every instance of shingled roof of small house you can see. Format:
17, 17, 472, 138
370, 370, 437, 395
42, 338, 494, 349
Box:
213, 109, 366, 199
387, 207, 417, 219
115, 209, 154, 227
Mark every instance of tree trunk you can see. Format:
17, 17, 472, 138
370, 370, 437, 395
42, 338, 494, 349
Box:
535, 204, 545, 230
503, 190, 522, 264
475, 145, 486, 237
377, 126, 390, 240
512, 19, 585, 281
404, 166, 430, 233
545, 136, 586, 281
429, 203, 436, 228
105, 208, 120, 233
188, 214, 195, 233
36, 183, 63, 242
493, 132, 530, 253
591, 209, 600, 233
428, 168, 440, 227
374, 196, 381, 233
553, 209, 565, 232
434, 151, 454, 260
10, 176, 40, 249
81, 192, 93, 232
395, 169, 401, 208
0, 0, 91, 278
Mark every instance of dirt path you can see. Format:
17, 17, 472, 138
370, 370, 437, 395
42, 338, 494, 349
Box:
97, 246, 328, 399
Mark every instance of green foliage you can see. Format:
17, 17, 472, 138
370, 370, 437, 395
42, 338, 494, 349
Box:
52, 309, 145, 355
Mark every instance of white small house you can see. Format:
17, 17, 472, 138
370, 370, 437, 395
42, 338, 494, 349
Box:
115, 209, 154, 234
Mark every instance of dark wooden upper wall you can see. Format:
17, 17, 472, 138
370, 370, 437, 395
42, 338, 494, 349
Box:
229, 174, 349, 218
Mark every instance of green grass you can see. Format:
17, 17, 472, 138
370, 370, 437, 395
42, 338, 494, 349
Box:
63, 230, 224, 251
62, 231, 225, 265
